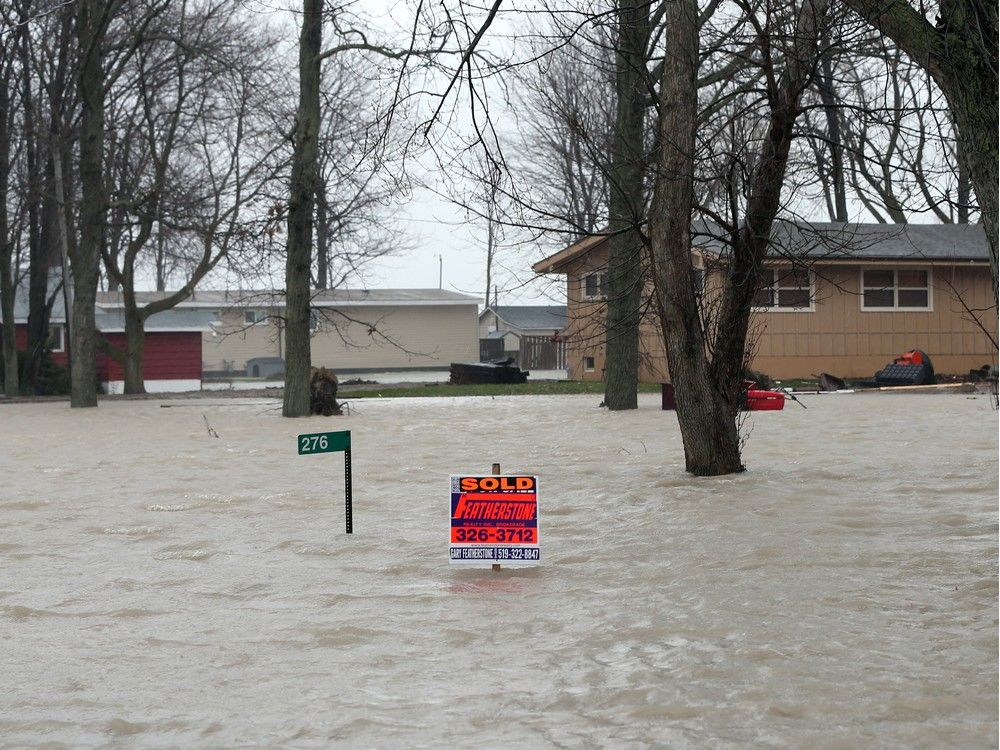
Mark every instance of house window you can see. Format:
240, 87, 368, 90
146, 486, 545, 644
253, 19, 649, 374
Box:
861, 269, 931, 310
583, 356, 595, 372
583, 272, 608, 300
244, 309, 267, 325
47, 324, 65, 353
753, 267, 812, 310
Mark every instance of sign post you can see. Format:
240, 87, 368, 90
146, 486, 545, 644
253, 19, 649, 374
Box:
298, 430, 353, 534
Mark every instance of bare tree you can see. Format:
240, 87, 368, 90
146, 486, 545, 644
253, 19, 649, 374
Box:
313, 64, 408, 291
0, 9, 18, 396
71, 0, 116, 407
282, 0, 322, 417
842, 0, 997, 303
99, 0, 281, 394
512, 30, 615, 240
649, 0, 833, 475
283, 0, 458, 417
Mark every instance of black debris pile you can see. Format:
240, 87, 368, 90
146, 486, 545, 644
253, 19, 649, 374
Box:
873, 350, 935, 386
449, 358, 529, 385
310, 367, 342, 416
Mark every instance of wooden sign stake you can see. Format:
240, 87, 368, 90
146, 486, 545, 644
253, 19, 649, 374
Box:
491, 462, 501, 572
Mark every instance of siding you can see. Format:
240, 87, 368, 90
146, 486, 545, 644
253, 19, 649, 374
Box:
13, 325, 69, 367
751, 264, 997, 378
557, 249, 997, 381
559, 251, 668, 382
99, 332, 202, 380
203, 309, 283, 373
13, 325, 201, 380
204, 304, 479, 372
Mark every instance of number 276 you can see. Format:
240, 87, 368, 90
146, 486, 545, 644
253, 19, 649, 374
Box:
301, 435, 328, 452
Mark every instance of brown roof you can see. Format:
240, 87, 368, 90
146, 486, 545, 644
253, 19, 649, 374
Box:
532, 234, 610, 274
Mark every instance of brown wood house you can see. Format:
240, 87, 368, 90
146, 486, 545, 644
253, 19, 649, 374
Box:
533, 223, 997, 381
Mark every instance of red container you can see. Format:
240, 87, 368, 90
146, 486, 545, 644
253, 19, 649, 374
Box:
745, 390, 786, 411
661, 383, 676, 410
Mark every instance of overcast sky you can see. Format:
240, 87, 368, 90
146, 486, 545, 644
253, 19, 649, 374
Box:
243, 0, 560, 308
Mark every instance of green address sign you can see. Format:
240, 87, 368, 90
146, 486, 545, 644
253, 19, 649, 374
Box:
298, 430, 351, 455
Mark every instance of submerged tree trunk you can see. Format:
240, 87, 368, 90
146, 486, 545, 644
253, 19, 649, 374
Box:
603, 0, 650, 411
283, 0, 322, 417
649, 0, 743, 475
651, 0, 830, 476
123, 303, 146, 394
71, 0, 111, 407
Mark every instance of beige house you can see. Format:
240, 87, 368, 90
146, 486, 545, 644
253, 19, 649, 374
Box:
533, 223, 997, 381
153, 288, 480, 375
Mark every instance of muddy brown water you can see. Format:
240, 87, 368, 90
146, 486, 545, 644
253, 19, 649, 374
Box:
1, 393, 996, 747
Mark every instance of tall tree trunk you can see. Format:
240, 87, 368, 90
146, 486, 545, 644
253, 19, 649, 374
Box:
315, 179, 329, 289
818, 56, 848, 221
71, 0, 111, 407
19, 12, 48, 394
649, 0, 743, 475
955, 140, 971, 224
945, 73, 998, 297
283, 0, 322, 417
485, 222, 492, 312
0, 64, 18, 397
603, 0, 650, 411
52, 151, 74, 385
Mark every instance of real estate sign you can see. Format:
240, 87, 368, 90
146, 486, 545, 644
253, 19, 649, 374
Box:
449, 475, 539, 565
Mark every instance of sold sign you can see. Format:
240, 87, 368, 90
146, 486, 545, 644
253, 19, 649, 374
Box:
449, 474, 539, 565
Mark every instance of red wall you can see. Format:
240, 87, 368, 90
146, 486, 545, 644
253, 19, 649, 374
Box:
13, 324, 200, 381
99, 332, 201, 381
13, 326, 69, 367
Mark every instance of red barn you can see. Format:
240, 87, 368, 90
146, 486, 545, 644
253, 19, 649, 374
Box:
7, 295, 216, 393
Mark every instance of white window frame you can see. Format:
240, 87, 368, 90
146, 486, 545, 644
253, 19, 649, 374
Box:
582, 356, 596, 372
582, 272, 608, 301
47, 323, 65, 353
752, 267, 815, 313
244, 309, 267, 325
860, 267, 933, 312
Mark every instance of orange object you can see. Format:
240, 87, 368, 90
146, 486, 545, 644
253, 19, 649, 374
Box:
745, 390, 786, 411
894, 350, 925, 366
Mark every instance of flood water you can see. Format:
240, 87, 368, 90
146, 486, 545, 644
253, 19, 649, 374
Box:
1, 392, 997, 747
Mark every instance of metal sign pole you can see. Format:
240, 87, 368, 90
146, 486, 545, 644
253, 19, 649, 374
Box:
345, 448, 353, 534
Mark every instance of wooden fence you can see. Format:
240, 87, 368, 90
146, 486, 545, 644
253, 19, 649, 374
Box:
480, 335, 567, 370
519, 336, 567, 370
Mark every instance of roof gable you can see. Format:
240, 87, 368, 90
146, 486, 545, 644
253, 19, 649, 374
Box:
484, 305, 568, 331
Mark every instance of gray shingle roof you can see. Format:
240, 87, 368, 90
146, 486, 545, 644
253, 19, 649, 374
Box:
694, 221, 990, 261
487, 306, 568, 331
95, 308, 219, 332
536, 221, 991, 273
